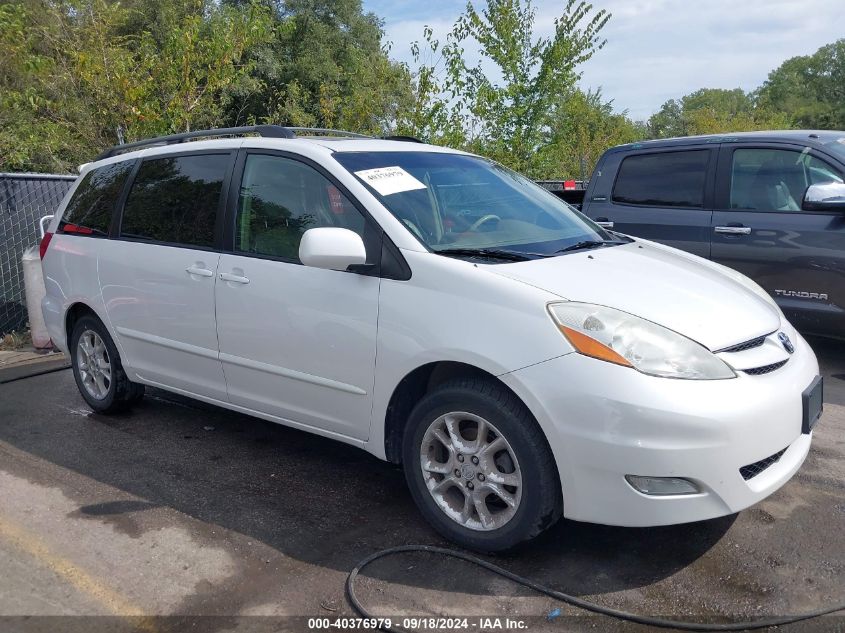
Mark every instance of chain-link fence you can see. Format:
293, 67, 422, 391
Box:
1, 173, 76, 335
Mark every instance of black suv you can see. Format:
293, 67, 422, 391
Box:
580, 131, 845, 339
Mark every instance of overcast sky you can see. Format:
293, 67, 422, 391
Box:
363, 0, 844, 121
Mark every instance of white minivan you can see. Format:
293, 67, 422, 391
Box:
40, 126, 823, 551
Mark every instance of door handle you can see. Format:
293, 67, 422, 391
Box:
186, 265, 214, 277
219, 272, 250, 284
714, 226, 751, 235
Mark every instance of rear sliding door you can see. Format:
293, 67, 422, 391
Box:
98, 151, 233, 401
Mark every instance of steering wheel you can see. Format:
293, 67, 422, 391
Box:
468, 214, 501, 232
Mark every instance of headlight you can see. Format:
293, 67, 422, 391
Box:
548, 302, 736, 380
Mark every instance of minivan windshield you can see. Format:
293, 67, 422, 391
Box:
334, 151, 621, 258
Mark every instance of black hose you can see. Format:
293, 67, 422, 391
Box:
346, 544, 844, 632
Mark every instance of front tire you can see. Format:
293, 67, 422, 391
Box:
70, 315, 143, 413
403, 378, 561, 551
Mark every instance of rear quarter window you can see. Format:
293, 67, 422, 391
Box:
61, 161, 134, 235
612, 150, 710, 208
120, 153, 230, 248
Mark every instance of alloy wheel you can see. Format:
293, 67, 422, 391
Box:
76, 329, 112, 400
419, 411, 522, 531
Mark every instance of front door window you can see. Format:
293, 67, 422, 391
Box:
729, 148, 842, 212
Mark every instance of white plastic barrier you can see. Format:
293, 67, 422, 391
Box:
22, 245, 51, 348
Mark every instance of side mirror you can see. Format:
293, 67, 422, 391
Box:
802, 181, 845, 211
299, 227, 367, 271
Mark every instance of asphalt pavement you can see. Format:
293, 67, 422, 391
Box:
0, 337, 843, 632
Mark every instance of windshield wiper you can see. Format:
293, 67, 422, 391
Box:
555, 240, 622, 254
434, 248, 541, 262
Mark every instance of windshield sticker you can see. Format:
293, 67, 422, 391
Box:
354, 166, 427, 196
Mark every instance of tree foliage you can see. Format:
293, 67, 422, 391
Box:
225, 0, 413, 134
645, 41, 845, 141
0, 0, 275, 171
405, 0, 610, 176
646, 88, 791, 139
539, 89, 644, 179
758, 39, 845, 130
3, 0, 844, 179
0, 0, 411, 171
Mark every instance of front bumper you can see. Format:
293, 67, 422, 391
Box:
500, 330, 818, 527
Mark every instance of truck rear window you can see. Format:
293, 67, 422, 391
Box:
612, 150, 710, 208
61, 161, 134, 236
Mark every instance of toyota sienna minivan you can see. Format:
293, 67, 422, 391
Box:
40, 126, 823, 551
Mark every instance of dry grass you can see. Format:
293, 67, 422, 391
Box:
0, 329, 33, 351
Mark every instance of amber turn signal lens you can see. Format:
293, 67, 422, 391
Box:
558, 325, 633, 367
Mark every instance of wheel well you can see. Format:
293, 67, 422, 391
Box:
384, 361, 517, 464
65, 303, 98, 342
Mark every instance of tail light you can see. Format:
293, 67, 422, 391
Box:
60, 223, 93, 235
39, 232, 53, 259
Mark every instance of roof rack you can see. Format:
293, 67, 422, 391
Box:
95, 125, 296, 160
381, 135, 424, 143
95, 125, 426, 161
286, 127, 371, 139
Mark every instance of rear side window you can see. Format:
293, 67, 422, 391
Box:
612, 150, 710, 208
61, 161, 133, 235
120, 153, 230, 248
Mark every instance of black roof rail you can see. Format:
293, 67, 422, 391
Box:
94, 125, 296, 161
382, 135, 424, 143
93, 126, 422, 162
286, 127, 371, 139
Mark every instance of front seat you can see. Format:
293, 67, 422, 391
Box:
750, 160, 800, 211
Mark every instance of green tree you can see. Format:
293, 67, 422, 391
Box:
647, 98, 685, 138
398, 25, 469, 148
0, 0, 274, 172
647, 88, 791, 139
133, 0, 274, 135
406, 0, 610, 175
538, 89, 645, 179
225, 0, 414, 135
0, 1, 61, 169
759, 39, 845, 129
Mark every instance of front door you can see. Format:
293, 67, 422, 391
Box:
711, 144, 845, 333
215, 151, 380, 440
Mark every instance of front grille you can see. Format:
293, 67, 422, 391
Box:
740, 447, 788, 480
718, 336, 767, 353
743, 360, 788, 375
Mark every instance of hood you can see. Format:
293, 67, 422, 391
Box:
487, 240, 781, 351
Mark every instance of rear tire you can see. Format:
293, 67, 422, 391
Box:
403, 377, 561, 552
70, 315, 144, 413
